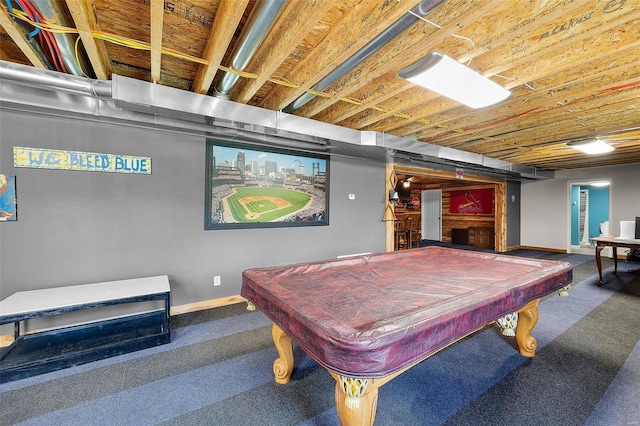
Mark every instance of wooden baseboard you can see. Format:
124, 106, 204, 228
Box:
517, 245, 567, 253
169, 295, 247, 315
0, 334, 13, 348
0, 295, 248, 348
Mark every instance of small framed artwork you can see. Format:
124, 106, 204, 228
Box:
0, 174, 17, 221
205, 139, 329, 230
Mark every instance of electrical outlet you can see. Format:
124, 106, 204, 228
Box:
214, 276, 221, 286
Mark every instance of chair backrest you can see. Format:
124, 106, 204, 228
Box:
407, 216, 420, 230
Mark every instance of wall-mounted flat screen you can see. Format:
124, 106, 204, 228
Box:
205, 139, 329, 230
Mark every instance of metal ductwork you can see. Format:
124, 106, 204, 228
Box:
283, 0, 445, 113
0, 60, 554, 181
0, 60, 111, 98
214, 0, 286, 99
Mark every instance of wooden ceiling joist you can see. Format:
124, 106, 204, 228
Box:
1, 0, 637, 171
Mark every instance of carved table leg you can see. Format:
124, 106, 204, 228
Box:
272, 324, 294, 384
515, 299, 540, 357
334, 376, 379, 426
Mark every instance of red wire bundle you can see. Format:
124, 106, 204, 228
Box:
14, 0, 68, 73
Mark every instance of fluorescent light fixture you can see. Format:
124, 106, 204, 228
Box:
398, 52, 511, 108
567, 139, 614, 155
590, 181, 610, 187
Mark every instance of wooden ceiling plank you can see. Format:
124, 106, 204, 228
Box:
405, 61, 640, 145
503, 143, 640, 170
65, 0, 111, 80
416, 71, 640, 149
0, 6, 47, 68
352, 3, 639, 137
429, 104, 638, 160
480, 1, 640, 77
257, 0, 426, 111
471, 102, 640, 159
192, 0, 250, 95
317, 0, 587, 130
295, 0, 500, 118
433, 116, 638, 165
383, 19, 640, 142
231, 0, 336, 104
149, 0, 163, 83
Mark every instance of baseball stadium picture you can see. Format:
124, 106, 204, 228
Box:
205, 139, 328, 230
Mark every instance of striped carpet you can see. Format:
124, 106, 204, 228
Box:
1, 250, 639, 426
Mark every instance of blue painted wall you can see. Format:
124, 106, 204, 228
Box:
587, 185, 609, 238
571, 185, 609, 245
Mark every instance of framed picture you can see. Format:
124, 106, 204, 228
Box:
205, 139, 329, 230
449, 188, 494, 215
0, 174, 17, 221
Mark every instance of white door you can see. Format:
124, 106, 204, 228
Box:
421, 189, 442, 241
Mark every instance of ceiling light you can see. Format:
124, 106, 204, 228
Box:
590, 181, 610, 187
397, 52, 511, 108
567, 139, 614, 155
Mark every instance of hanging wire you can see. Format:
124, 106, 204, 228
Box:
407, 9, 475, 48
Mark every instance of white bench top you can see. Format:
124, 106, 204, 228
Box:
0, 275, 170, 320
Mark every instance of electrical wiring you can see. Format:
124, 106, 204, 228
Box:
267, 76, 298, 89
11, 14, 53, 69
6, 0, 51, 70
74, 36, 89, 78
10, 0, 67, 73
424, 107, 542, 144
3, 3, 463, 129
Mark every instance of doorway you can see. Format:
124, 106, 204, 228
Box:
389, 164, 507, 252
569, 180, 610, 254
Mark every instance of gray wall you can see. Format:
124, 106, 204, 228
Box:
0, 110, 386, 312
506, 180, 521, 248
521, 163, 639, 250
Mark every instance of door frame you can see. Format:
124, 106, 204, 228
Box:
567, 179, 611, 254
386, 164, 507, 252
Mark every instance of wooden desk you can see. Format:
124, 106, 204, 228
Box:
591, 236, 640, 285
241, 247, 572, 425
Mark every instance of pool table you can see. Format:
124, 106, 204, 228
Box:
241, 247, 573, 425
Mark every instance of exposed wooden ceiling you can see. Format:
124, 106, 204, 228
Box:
1, 0, 639, 171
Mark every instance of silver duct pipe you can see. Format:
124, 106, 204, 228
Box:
31, 0, 89, 77
214, 0, 286, 99
0, 61, 553, 180
283, 0, 445, 113
0, 60, 111, 97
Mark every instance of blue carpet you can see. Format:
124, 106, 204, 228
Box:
1, 253, 639, 426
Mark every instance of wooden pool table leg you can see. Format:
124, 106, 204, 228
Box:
272, 324, 294, 384
334, 376, 379, 426
515, 299, 540, 357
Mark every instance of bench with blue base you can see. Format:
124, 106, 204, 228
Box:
0, 275, 171, 383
